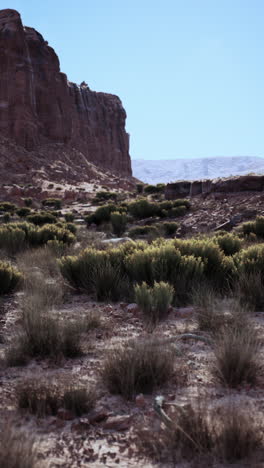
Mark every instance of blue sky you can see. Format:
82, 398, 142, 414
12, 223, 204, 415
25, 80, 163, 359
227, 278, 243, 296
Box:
5, 0, 264, 160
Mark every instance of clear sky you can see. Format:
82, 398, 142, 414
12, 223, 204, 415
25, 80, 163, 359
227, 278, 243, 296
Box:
4, 0, 264, 160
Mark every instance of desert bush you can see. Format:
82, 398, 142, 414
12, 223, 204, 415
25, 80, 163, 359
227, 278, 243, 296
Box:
0, 227, 26, 254
23, 197, 32, 207
0, 202, 16, 213
0, 422, 37, 468
29, 224, 75, 246
0, 261, 22, 294
42, 198, 62, 209
135, 281, 174, 324
162, 221, 179, 236
128, 199, 158, 219
144, 184, 165, 194
128, 225, 159, 239
64, 212, 75, 222
110, 211, 127, 236
26, 212, 57, 226
85, 203, 117, 225
65, 222, 77, 234
215, 233, 242, 255
170, 205, 187, 217
93, 191, 117, 202
16, 207, 31, 218
173, 199, 190, 208
173, 238, 237, 289
2, 213, 10, 222
213, 326, 261, 387
136, 183, 144, 194
102, 339, 175, 399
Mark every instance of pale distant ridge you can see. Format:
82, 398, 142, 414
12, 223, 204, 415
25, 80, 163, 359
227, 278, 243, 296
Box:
132, 156, 264, 183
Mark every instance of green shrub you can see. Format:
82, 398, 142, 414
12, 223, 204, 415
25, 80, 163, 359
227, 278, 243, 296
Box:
65, 222, 77, 234
64, 212, 75, 222
85, 204, 117, 225
128, 199, 158, 219
135, 281, 174, 324
101, 338, 175, 399
60, 249, 127, 301
241, 216, 264, 238
2, 213, 10, 223
255, 216, 264, 237
110, 211, 127, 236
42, 198, 62, 209
0, 227, 26, 254
163, 222, 179, 236
144, 184, 165, 194
94, 191, 117, 202
23, 198, 32, 207
29, 224, 75, 246
173, 199, 191, 209
170, 205, 187, 217
0, 261, 22, 294
136, 183, 144, 194
128, 225, 159, 239
16, 207, 31, 218
215, 233, 242, 256
173, 238, 237, 289
26, 212, 57, 226
0, 202, 16, 212
241, 221, 256, 236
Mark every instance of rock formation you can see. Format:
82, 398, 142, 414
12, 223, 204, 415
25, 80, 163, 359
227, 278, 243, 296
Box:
0, 9, 132, 182
165, 174, 264, 199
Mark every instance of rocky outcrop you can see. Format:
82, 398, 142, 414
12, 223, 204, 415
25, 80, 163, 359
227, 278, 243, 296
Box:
165, 175, 264, 199
0, 9, 131, 178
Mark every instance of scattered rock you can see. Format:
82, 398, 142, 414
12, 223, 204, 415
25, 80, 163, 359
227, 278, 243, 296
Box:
135, 394, 146, 408
176, 307, 195, 317
88, 407, 109, 425
57, 408, 75, 421
103, 415, 132, 431
126, 303, 139, 314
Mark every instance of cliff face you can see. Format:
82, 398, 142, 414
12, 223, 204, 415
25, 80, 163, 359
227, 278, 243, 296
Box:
0, 9, 131, 177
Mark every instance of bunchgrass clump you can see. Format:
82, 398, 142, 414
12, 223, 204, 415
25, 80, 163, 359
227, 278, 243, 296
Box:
17, 378, 95, 417
101, 338, 175, 399
0, 422, 37, 468
213, 326, 261, 387
215, 404, 262, 462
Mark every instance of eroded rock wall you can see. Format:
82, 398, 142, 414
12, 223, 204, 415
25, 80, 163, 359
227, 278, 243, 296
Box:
0, 9, 131, 176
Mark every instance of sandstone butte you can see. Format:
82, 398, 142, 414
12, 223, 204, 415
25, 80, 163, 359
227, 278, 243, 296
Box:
0, 9, 132, 186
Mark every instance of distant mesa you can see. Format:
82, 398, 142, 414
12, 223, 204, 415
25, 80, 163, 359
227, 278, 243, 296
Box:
132, 156, 264, 184
0, 9, 132, 184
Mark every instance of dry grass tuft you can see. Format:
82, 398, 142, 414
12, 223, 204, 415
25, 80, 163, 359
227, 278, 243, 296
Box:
17, 377, 96, 417
0, 422, 37, 468
101, 338, 176, 399
215, 404, 263, 462
213, 326, 261, 388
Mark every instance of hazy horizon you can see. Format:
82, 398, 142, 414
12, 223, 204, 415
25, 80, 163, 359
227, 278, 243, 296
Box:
5, 0, 264, 161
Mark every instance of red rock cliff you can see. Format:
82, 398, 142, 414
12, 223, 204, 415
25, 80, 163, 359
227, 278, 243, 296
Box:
0, 9, 132, 176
